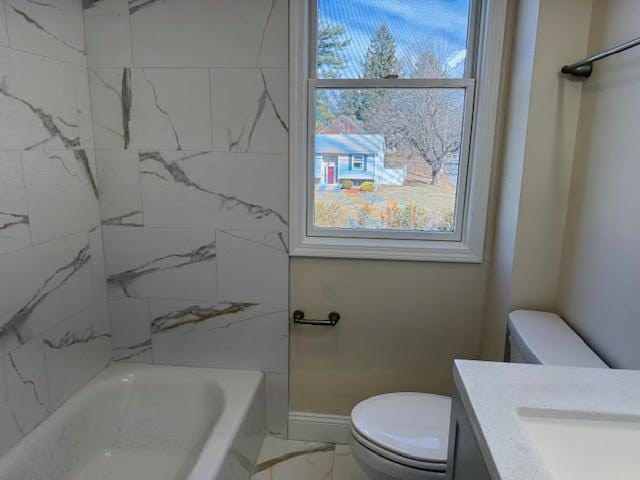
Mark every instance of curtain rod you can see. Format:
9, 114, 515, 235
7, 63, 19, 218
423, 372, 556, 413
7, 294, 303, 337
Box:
561, 36, 640, 78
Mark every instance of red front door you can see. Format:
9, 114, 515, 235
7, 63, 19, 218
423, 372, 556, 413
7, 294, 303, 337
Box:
328, 164, 335, 184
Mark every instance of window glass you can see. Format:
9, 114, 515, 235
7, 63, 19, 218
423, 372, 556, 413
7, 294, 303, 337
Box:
313, 88, 466, 232
316, 0, 472, 79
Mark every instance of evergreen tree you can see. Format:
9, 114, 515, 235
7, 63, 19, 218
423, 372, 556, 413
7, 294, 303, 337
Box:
317, 24, 351, 78
363, 24, 400, 79
316, 24, 351, 127
343, 23, 399, 121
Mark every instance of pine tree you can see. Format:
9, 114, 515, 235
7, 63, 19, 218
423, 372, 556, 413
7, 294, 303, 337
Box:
343, 23, 399, 121
317, 24, 351, 79
316, 24, 351, 127
363, 24, 399, 79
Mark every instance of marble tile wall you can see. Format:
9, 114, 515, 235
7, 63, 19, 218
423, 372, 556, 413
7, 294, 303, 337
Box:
0, 0, 111, 456
85, 0, 290, 436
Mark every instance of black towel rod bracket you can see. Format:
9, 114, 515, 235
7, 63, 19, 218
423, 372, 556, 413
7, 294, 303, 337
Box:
561, 36, 640, 78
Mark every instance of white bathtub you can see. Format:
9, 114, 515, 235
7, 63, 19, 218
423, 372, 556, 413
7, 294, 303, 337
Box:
0, 362, 266, 480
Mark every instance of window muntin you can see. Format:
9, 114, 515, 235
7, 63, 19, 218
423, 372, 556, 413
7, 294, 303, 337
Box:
309, 0, 477, 241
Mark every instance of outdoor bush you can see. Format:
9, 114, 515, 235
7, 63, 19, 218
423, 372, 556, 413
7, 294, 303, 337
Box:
441, 209, 455, 231
381, 199, 429, 229
359, 181, 375, 192
314, 198, 348, 227
341, 179, 353, 189
356, 202, 374, 227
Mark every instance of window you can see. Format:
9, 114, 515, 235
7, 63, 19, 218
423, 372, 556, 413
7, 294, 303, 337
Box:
290, 0, 507, 261
351, 155, 364, 171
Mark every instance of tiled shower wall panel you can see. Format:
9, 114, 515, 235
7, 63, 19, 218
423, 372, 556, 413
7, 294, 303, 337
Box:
85, 0, 290, 436
0, 0, 111, 456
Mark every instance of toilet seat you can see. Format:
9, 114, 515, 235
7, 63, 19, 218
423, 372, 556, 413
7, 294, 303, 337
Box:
351, 426, 446, 472
350, 392, 451, 472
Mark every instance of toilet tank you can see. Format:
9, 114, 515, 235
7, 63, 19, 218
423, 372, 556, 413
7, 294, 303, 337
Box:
508, 310, 608, 368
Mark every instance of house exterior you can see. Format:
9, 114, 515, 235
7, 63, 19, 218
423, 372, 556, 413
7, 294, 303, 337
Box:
314, 133, 406, 188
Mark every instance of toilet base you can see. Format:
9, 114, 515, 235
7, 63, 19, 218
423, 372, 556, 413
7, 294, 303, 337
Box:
349, 432, 446, 480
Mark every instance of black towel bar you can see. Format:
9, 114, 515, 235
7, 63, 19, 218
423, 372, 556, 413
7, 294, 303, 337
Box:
292, 310, 341, 326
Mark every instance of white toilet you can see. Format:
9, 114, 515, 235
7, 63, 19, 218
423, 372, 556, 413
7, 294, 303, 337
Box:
349, 310, 609, 480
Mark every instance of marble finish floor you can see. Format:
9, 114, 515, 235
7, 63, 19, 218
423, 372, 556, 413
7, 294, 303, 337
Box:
251, 436, 369, 480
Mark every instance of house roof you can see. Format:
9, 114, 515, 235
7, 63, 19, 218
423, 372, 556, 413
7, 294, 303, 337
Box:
318, 115, 367, 134
316, 134, 385, 155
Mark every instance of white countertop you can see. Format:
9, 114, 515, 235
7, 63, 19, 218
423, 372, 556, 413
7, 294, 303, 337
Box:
453, 360, 640, 480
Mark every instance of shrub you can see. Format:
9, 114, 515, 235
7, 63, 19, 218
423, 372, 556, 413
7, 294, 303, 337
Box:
381, 200, 429, 229
359, 181, 375, 192
341, 179, 353, 189
314, 198, 348, 227
356, 203, 374, 227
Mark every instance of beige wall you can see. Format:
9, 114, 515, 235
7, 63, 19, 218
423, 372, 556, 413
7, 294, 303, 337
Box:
482, 0, 593, 360
558, 0, 640, 368
290, 258, 487, 415
289, 0, 600, 416
288, 3, 517, 417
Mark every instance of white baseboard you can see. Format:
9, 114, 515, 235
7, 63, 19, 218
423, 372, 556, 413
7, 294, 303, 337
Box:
288, 411, 351, 444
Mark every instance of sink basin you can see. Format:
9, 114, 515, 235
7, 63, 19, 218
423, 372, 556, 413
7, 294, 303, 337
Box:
518, 408, 640, 479
518, 408, 640, 480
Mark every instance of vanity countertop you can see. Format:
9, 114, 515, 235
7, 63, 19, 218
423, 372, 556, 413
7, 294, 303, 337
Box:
453, 360, 640, 480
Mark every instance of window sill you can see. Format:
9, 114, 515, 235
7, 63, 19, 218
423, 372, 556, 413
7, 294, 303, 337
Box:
290, 236, 483, 263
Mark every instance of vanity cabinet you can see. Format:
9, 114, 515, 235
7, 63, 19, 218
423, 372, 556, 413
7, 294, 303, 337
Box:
445, 386, 493, 480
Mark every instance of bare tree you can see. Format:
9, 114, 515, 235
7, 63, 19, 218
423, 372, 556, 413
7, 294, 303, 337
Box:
365, 51, 464, 185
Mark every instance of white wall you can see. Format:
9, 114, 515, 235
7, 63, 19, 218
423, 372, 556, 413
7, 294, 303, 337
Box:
558, 0, 640, 369
482, 0, 593, 360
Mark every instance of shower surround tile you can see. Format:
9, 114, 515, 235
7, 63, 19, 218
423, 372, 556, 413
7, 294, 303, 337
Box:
95, 149, 143, 227
0, 0, 110, 456
0, 152, 30, 254
73, 66, 94, 149
89, 227, 108, 304
0, 367, 23, 457
4, 0, 86, 64
0, 232, 93, 356
84, 12, 132, 67
82, 0, 291, 436
103, 226, 217, 300
108, 297, 151, 362
0, 47, 79, 150
217, 230, 288, 305
2, 336, 50, 435
212, 68, 289, 154
0, 3, 8, 47
89, 67, 212, 150
140, 151, 288, 230
22, 149, 100, 245
150, 301, 288, 373
43, 301, 111, 408
83, 0, 129, 16
265, 373, 288, 437
129, 0, 288, 67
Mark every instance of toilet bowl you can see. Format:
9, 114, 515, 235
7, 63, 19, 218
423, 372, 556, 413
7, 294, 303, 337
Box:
349, 393, 451, 480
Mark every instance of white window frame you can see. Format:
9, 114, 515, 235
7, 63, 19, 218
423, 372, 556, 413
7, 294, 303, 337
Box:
290, 0, 507, 262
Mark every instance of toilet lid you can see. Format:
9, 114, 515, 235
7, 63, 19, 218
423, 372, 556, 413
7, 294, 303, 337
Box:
351, 393, 451, 464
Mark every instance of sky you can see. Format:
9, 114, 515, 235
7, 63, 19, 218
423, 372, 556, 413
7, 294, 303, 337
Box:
317, 0, 471, 78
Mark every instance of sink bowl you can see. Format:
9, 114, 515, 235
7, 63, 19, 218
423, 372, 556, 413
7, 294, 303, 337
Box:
518, 408, 640, 479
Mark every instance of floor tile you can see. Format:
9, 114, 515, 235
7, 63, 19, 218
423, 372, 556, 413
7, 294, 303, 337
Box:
251, 436, 336, 480
332, 444, 369, 480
